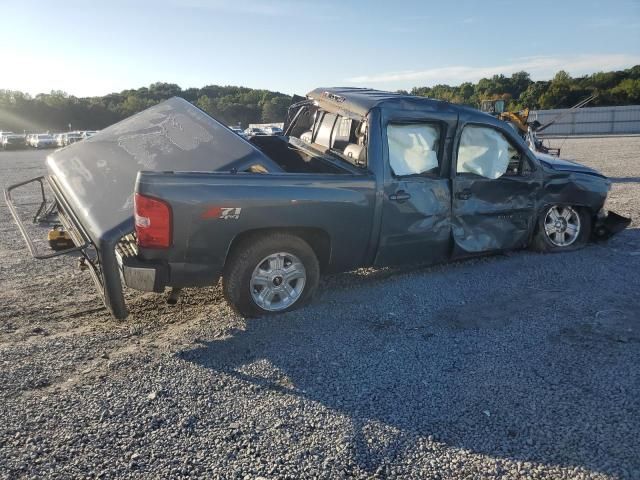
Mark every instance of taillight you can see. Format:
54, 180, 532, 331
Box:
134, 193, 172, 248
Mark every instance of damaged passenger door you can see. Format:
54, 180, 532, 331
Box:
451, 119, 540, 255
375, 120, 452, 266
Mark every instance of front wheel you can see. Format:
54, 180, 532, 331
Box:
222, 233, 320, 317
531, 205, 591, 252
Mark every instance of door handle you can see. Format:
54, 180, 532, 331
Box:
456, 189, 472, 200
389, 190, 411, 202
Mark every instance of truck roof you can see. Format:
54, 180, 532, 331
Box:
306, 87, 487, 120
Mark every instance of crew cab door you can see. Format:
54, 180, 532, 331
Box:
374, 119, 453, 266
451, 119, 540, 255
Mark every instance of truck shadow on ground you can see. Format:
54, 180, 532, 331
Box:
179, 230, 640, 477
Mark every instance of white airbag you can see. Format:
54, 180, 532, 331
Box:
457, 126, 510, 179
388, 124, 439, 176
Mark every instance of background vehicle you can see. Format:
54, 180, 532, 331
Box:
263, 126, 284, 135
229, 126, 246, 138
53, 133, 65, 147
81, 130, 98, 139
0, 131, 14, 145
63, 132, 83, 146
5, 90, 629, 320
1, 133, 26, 149
27, 134, 40, 147
32, 134, 56, 148
244, 126, 266, 137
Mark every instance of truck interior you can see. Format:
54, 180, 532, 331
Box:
247, 104, 368, 175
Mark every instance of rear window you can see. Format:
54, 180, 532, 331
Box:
314, 112, 337, 147
331, 116, 353, 149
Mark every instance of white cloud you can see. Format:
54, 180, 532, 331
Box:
345, 54, 640, 86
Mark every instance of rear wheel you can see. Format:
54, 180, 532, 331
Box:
222, 233, 320, 317
532, 205, 591, 252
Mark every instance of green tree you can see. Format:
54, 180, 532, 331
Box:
610, 78, 640, 103
120, 95, 150, 116
195, 95, 216, 116
262, 96, 290, 122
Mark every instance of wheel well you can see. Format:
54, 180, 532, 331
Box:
226, 227, 331, 272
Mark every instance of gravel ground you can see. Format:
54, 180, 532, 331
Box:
0, 137, 639, 479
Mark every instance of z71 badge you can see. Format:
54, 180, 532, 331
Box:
202, 207, 242, 220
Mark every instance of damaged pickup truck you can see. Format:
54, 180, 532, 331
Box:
5, 88, 630, 319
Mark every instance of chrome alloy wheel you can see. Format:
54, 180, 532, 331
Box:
544, 205, 581, 247
250, 252, 306, 311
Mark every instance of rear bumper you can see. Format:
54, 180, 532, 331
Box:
117, 251, 220, 292
121, 258, 166, 292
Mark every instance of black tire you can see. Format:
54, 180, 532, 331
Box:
222, 233, 320, 317
531, 205, 591, 252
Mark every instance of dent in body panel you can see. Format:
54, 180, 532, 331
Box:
539, 171, 609, 214
374, 103, 458, 267
451, 176, 539, 254
375, 178, 451, 266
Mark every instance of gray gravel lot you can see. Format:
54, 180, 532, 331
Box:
0, 137, 639, 479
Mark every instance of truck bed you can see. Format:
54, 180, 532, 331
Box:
248, 135, 350, 174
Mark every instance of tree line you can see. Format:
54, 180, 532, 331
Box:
407, 65, 640, 111
0, 83, 292, 133
1, 66, 639, 132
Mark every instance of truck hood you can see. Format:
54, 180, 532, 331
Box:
46, 97, 277, 244
535, 152, 605, 178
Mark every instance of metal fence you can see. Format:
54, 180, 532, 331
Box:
530, 105, 640, 136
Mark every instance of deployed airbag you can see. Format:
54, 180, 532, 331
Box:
457, 125, 510, 179
388, 124, 439, 176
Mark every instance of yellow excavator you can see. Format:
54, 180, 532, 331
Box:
480, 95, 597, 157
480, 99, 531, 134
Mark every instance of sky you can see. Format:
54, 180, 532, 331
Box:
1, 0, 639, 97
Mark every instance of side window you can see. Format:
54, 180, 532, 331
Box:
457, 125, 526, 179
387, 123, 441, 177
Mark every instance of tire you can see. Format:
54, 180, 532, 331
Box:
531, 205, 591, 252
222, 233, 320, 317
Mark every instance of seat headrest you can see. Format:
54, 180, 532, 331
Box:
344, 143, 365, 165
300, 130, 312, 143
